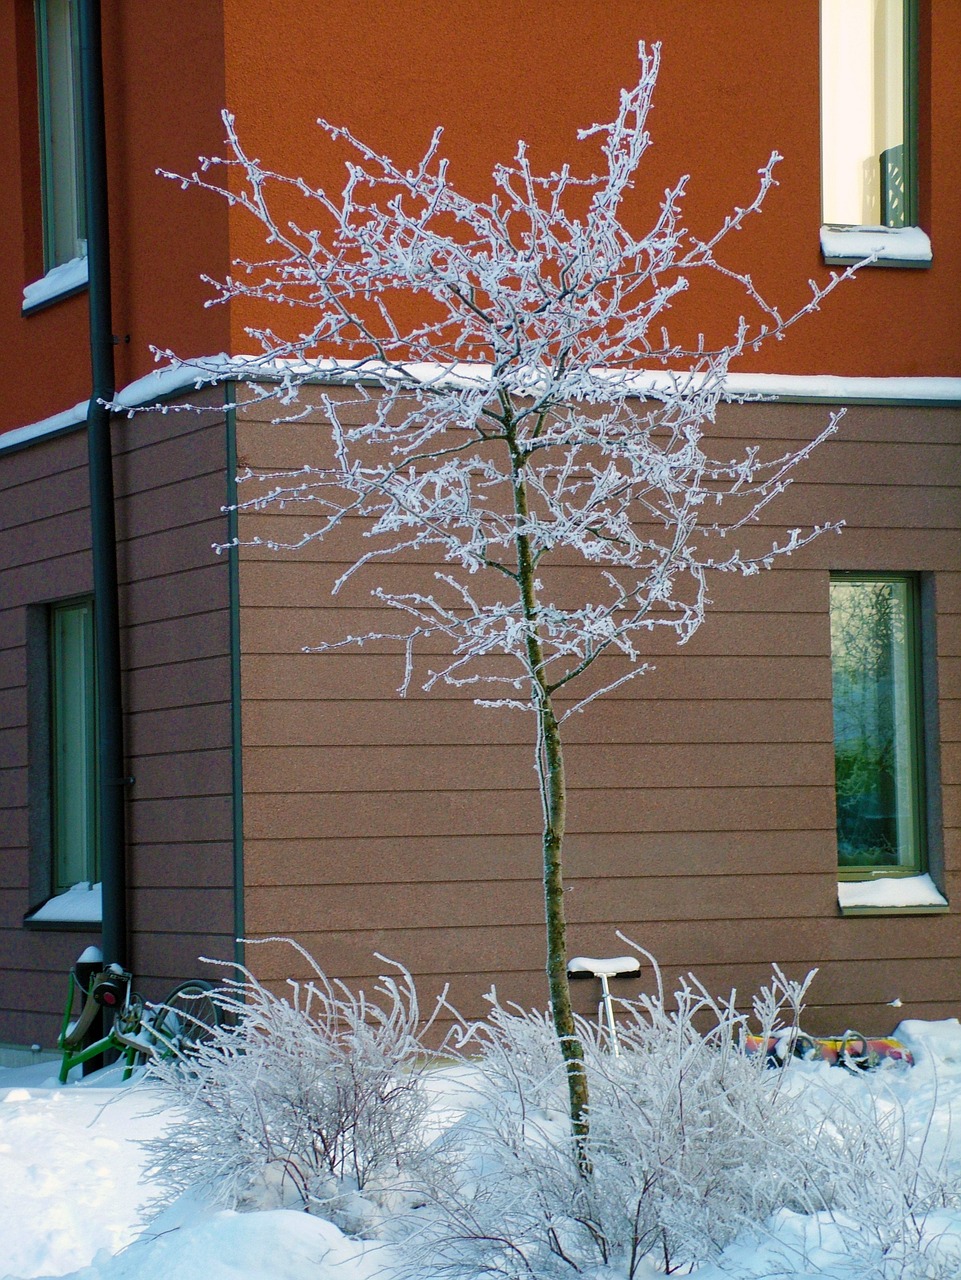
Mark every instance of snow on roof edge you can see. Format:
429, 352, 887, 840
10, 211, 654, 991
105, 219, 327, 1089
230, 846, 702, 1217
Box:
3, 359, 961, 454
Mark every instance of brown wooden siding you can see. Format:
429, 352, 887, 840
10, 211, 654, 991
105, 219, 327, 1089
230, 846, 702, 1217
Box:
237, 396, 961, 1035
0, 402, 235, 1048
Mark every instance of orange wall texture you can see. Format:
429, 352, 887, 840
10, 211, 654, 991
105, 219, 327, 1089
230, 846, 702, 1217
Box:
0, 0, 230, 435
220, 0, 960, 379
2, 0, 959, 440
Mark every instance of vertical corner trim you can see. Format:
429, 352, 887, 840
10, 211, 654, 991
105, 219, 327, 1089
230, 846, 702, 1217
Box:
225, 382, 245, 968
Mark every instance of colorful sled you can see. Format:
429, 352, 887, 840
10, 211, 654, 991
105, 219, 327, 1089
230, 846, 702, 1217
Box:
743, 1030, 913, 1070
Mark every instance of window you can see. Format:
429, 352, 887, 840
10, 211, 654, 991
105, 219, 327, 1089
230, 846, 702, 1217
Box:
49, 599, 99, 892
820, 0, 929, 266
35, 0, 86, 271
830, 575, 925, 879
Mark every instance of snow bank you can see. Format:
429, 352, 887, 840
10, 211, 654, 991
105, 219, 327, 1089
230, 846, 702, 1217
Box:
56, 1207, 392, 1280
0, 1073, 169, 1280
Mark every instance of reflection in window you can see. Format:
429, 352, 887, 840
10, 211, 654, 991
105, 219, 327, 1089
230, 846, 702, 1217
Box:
35, 0, 86, 269
821, 0, 915, 228
830, 576, 923, 875
50, 599, 99, 891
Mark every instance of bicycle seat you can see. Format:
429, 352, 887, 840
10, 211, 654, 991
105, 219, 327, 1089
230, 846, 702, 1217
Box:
567, 955, 641, 979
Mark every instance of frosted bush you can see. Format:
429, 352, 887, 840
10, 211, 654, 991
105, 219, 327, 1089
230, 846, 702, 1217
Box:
142, 941, 961, 1274
798, 1081, 961, 1280
404, 950, 960, 1279
146, 940, 438, 1233
408, 952, 821, 1277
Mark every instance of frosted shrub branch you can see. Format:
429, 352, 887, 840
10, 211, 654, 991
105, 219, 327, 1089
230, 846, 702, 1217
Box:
146, 941, 441, 1233
159, 41, 857, 1143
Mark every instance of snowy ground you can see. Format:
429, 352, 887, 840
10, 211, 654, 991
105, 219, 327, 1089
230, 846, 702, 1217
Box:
4, 1019, 961, 1280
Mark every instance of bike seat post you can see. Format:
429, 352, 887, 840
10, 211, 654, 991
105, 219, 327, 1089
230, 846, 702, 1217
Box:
567, 955, 642, 1057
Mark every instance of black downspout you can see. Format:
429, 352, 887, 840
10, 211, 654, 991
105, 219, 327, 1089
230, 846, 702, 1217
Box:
78, 0, 126, 969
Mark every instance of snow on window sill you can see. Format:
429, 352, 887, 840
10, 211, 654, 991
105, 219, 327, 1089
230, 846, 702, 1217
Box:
21, 256, 89, 314
820, 225, 932, 269
24, 882, 102, 927
838, 873, 948, 916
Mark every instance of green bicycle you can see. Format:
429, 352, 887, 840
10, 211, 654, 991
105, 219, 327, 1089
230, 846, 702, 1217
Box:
58, 948, 221, 1084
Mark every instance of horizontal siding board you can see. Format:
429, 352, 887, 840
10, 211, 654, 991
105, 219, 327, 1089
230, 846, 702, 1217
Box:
0, 509, 91, 575
243, 785, 837, 841
240, 696, 835, 748
235, 402, 961, 454
125, 657, 231, 709
114, 470, 228, 541
0, 551, 93, 611
122, 563, 230, 627
0, 767, 27, 809
245, 873, 835, 933
123, 610, 230, 670
128, 750, 233, 800
131, 932, 235, 981
132, 844, 235, 889
126, 703, 233, 756
127, 795, 233, 844
242, 741, 834, 794
120, 519, 229, 580
0, 688, 26, 731
235, 530, 961, 580
0, 432, 87, 493
129, 887, 234, 936
239, 653, 836, 702
236, 915, 961, 985
243, 830, 836, 885
239, 604, 832, 660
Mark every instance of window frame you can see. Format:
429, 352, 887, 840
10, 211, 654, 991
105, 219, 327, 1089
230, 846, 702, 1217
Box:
48, 597, 100, 895
34, 0, 86, 275
819, 0, 928, 267
829, 571, 927, 883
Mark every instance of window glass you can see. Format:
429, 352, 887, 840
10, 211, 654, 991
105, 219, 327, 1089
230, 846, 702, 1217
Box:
830, 576, 923, 876
50, 600, 98, 891
821, 0, 913, 227
35, 0, 86, 269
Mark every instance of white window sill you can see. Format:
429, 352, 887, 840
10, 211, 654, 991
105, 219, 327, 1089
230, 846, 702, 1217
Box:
820, 225, 932, 269
25, 881, 102, 925
838, 872, 948, 916
22, 255, 89, 314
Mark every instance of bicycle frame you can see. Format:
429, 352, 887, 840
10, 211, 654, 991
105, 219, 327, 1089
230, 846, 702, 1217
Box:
58, 962, 221, 1084
57, 967, 143, 1084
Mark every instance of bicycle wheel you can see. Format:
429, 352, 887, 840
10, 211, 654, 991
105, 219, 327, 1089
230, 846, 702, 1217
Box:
150, 980, 222, 1060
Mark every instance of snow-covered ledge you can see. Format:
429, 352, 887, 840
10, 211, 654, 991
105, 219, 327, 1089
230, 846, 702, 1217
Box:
4, 358, 961, 457
838, 873, 948, 916
25, 881, 102, 926
821, 225, 932, 268
21, 255, 89, 314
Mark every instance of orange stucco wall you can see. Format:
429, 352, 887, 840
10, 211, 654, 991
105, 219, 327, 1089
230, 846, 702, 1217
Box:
220, 0, 960, 378
0, 0, 230, 436
1, 0, 958, 444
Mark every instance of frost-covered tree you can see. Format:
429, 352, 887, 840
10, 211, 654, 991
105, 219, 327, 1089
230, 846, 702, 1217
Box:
159, 43, 853, 1146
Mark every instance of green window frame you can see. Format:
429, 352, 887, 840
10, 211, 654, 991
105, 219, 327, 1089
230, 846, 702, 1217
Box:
50, 598, 99, 892
820, 0, 919, 229
35, 0, 86, 271
829, 573, 926, 880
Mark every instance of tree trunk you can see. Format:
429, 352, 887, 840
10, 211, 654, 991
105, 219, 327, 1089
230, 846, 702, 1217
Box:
508, 424, 590, 1156
536, 694, 591, 1155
